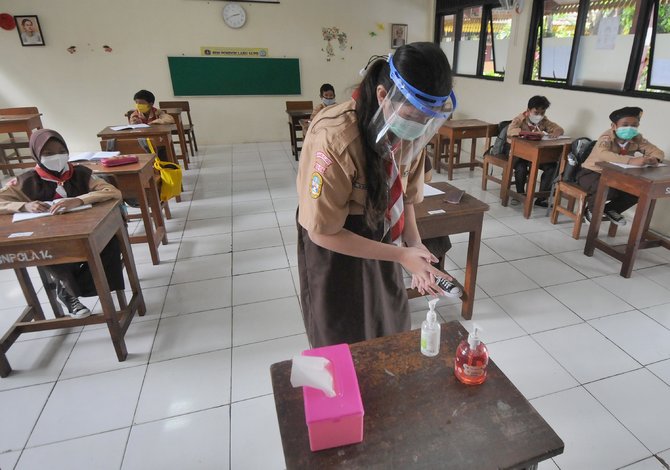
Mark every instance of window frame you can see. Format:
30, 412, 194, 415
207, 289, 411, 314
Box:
523, 0, 670, 101
435, 0, 509, 81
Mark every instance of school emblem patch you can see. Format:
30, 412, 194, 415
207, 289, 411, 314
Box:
310, 172, 323, 199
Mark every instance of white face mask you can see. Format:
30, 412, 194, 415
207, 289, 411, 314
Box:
528, 114, 543, 125
322, 98, 336, 106
41, 153, 69, 172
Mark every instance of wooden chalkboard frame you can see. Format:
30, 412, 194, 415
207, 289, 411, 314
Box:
167, 56, 301, 96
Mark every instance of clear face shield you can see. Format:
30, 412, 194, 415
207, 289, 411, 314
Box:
369, 54, 457, 166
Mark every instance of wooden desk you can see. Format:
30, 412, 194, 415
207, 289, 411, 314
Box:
414, 182, 489, 320
584, 163, 670, 278
97, 125, 178, 167
0, 200, 145, 377
271, 322, 564, 469
286, 109, 312, 161
0, 114, 44, 173
162, 107, 190, 170
80, 155, 167, 266
502, 137, 572, 219
435, 119, 496, 180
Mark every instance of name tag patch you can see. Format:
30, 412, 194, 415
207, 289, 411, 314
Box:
314, 151, 333, 175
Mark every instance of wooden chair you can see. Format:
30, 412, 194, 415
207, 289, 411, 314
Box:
99, 138, 172, 219
158, 101, 198, 155
481, 121, 511, 191
160, 108, 190, 170
550, 153, 617, 240
286, 101, 313, 159
0, 106, 43, 176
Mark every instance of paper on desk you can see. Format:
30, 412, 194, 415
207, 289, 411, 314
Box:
109, 124, 150, 131
542, 135, 570, 140
424, 184, 445, 197
12, 202, 93, 222
69, 151, 120, 162
8, 232, 33, 238
609, 162, 668, 169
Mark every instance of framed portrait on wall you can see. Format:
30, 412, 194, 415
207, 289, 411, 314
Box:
14, 15, 45, 46
391, 24, 407, 49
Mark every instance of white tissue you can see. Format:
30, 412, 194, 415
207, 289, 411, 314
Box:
290, 355, 336, 398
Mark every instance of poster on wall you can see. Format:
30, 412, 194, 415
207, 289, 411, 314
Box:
391, 24, 407, 49
200, 47, 269, 57
14, 15, 44, 46
596, 16, 619, 50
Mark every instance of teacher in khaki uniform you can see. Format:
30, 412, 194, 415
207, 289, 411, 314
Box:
296, 42, 459, 348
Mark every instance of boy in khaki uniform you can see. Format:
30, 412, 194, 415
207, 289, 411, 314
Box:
507, 95, 564, 206
309, 83, 337, 121
128, 89, 174, 125
577, 106, 664, 225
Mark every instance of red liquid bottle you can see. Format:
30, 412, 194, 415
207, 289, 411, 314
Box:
454, 326, 489, 385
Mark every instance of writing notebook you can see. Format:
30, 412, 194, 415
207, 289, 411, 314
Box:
12, 202, 93, 223
109, 124, 150, 131
68, 151, 120, 162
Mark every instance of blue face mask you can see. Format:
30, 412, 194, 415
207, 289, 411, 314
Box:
615, 126, 639, 140
388, 115, 426, 141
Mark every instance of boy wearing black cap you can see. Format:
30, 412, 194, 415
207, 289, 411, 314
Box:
507, 95, 564, 206
577, 106, 664, 226
128, 89, 174, 125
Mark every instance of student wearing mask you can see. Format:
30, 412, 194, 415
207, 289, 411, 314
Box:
507, 95, 564, 206
128, 89, 175, 125
577, 106, 664, 226
310, 83, 337, 120
0, 129, 125, 318
296, 42, 458, 348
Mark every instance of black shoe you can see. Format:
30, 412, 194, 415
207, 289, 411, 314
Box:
57, 284, 91, 319
584, 208, 608, 223
605, 210, 627, 226
534, 198, 548, 208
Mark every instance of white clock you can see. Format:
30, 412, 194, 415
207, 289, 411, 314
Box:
223, 3, 247, 29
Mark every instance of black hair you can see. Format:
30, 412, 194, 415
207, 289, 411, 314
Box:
133, 89, 155, 104
319, 83, 335, 96
355, 42, 453, 229
21, 18, 33, 26
528, 95, 550, 110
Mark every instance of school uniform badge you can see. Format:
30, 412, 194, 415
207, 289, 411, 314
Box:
310, 172, 323, 199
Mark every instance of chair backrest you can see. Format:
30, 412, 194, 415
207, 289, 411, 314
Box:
286, 100, 313, 111
124, 109, 134, 122
0, 106, 39, 115
159, 101, 194, 127
487, 120, 512, 156
562, 137, 596, 183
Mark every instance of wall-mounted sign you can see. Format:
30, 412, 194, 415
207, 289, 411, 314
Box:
200, 46, 268, 57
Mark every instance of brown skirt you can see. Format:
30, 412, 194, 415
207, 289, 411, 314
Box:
297, 211, 410, 348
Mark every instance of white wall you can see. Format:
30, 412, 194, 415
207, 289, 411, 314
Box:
0, 0, 433, 150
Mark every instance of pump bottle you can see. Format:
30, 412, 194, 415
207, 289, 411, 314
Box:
420, 298, 440, 357
454, 325, 489, 385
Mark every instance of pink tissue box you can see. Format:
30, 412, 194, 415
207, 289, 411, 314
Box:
302, 343, 364, 452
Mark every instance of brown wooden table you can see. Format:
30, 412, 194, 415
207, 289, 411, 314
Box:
414, 182, 488, 320
97, 125, 178, 167
435, 119, 497, 180
501, 137, 572, 219
287, 109, 312, 160
0, 200, 146, 377
271, 321, 564, 469
0, 114, 43, 173
584, 162, 670, 278
79, 154, 167, 266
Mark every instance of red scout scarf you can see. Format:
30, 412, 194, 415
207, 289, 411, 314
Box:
34, 164, 75, 199
385, 142, 404, 246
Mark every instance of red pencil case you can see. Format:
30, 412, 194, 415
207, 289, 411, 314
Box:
101, 155, 139, 167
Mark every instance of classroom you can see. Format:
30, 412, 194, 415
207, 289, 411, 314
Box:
1, 0, 670, 468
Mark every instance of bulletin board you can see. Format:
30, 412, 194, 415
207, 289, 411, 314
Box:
167, 57, 301, 96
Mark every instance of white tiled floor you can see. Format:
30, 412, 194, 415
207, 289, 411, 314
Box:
1, 143, 670, 469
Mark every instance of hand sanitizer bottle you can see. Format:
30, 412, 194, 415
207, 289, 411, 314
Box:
420, 298, 440, 357
454, 325, 489, 385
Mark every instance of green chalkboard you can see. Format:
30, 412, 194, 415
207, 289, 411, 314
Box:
167, 56, 301, 96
